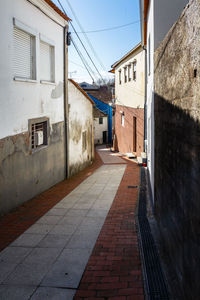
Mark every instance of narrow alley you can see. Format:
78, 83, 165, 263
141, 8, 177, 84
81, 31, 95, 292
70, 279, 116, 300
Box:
0, 146, 144, 300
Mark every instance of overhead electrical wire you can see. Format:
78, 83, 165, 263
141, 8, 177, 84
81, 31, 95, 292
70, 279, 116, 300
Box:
64, 0, 106, 72
74, 20, 140, 34
57, 0, 106, 84
71, 37, 95, 83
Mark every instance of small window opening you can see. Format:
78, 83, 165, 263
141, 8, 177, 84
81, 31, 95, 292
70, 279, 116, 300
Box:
194, 69, 197, 78
99, 117, 103, 124
31, 121, 47, 150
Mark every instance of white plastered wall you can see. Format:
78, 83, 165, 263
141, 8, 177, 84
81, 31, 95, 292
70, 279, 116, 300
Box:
146, 0, 155, 200
115, 49, 145, 109
68, 81, 94, 168
0, 0, 67, 139
94, 117, 108, 144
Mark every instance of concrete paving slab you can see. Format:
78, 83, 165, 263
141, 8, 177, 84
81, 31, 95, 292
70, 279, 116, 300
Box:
0, 262, 18, 284
41, 261, 85, 288
3, 262, 50, 285
49, 224, 77, 235
66, 233, 97, 249
66, 208, 89, 217
36, 215, 62, 225
10, 233, 45, 247
86, 208, 108, 218
22, 248, 61, 265
58, 215, 84, 225
30, 287, 76, 300
45, 208, 69, 216
25, 224, 54, 235
0, 247, 32, 264
0, 285, 36, 300
38, 234, 71, 248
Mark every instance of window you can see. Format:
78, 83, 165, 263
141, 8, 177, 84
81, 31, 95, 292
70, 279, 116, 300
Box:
121, 112, 125, 127
40, 40, 55, 82
31, 120, 48, 150
124, 67, 127, 83
13, 25, 36, 80
99, 117, 103, 124
128, 64, 131, 81
119, 70, 121, 84
133, 61, 136, 80
82, 131, 87, 151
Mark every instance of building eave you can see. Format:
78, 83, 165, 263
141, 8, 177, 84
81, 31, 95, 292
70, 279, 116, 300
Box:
69, 79, 94, 105
111, 43, 142, 69
43, 0, 71, 21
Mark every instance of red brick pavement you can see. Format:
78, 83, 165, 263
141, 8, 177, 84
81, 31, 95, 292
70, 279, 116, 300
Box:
74, 161, 144, 300
0, 152, 103, 252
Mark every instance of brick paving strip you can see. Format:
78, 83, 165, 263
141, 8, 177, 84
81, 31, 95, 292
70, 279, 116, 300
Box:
0, 151, 103, 252
74, 161, 144, 300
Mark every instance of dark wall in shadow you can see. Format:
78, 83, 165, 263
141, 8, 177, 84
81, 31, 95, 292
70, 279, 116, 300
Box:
154, 93, 200, 299
153, 1, 200, 298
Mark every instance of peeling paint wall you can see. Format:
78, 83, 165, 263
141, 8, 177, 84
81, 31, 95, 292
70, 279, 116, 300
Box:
68, 81, 94, 177
154, 0, 200, 298
0, 122, 65, 215
0, 0, 68, 215
0, 0, 66, 140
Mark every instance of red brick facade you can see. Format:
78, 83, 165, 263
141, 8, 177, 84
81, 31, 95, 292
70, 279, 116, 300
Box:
114, 104, 144, 156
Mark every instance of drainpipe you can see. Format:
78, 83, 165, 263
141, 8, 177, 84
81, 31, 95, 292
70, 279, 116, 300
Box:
63, 24, 69, 178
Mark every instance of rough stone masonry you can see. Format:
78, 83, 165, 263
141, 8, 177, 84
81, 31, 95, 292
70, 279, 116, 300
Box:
154, 0, 200, 298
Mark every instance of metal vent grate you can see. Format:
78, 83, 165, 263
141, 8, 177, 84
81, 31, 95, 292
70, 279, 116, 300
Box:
31, 121, 47, 149
137, 168, 169, 300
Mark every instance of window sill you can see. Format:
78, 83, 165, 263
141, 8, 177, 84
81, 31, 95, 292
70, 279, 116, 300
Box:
40, 80, 56, 85
31, 145, 48, 154
14, 77, 37, 83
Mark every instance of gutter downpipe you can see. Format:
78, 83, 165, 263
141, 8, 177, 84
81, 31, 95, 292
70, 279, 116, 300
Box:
63, 24, 69, 178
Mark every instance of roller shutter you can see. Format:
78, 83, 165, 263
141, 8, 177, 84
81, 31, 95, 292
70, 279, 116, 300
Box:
13, 27, 33, 79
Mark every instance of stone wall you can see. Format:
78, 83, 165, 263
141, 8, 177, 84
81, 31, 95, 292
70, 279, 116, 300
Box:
154, 0, 200, 298
0, 122, 66, 216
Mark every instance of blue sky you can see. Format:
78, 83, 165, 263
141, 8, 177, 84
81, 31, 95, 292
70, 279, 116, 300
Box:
53, 0, 141, 83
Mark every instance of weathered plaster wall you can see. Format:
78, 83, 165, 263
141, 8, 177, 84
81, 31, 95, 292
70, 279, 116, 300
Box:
68, 81, 94, 177
154, 0, 200, 298
114, 105, 144, 156
0, 122, 65, 215
94, 117, 108, 144
0, 0, 66, 139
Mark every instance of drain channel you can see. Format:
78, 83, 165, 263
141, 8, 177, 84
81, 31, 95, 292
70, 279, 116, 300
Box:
137, 168, 169, 300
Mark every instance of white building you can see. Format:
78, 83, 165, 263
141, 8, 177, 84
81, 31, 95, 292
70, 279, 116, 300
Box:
140, 0, 189, 201
0, 0, 70, 215
68, 79, 94, 176
111, 44, 145, 156
93, 107, 108, 144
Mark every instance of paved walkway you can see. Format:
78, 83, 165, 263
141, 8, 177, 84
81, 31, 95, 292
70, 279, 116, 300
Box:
0, 146, 144, 300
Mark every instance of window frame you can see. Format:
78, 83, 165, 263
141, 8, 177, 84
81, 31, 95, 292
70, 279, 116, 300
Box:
40, 34, 55, 83
99, 117, 103, 124
28, 117, 50, 153
133, 61, 137, 81
13, 18, 37, 82
124, 66, 127, 83
119, 70, 122, 85
128, 64, 131, 81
